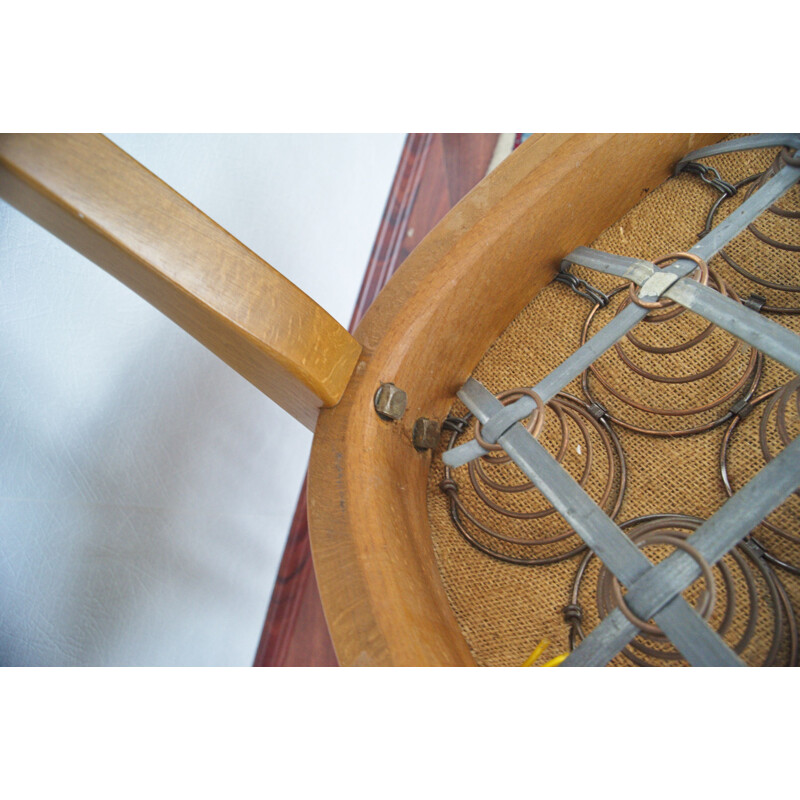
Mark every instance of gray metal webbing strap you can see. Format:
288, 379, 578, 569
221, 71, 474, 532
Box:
457, 379, 744, 667
444, 303, 652, 469
569, 158, 800, 282
564, 434, 800, 666
675, 160, 799, 263
561, 251, 653, 283
567, 249, 800, 375
442, 142, 800, 666
442, 161, 800, 470
674, 133, 800, 173
665, 280, 800, 374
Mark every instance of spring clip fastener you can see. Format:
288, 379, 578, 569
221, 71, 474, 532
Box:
689, 149, 800, 313
675, 160, 738, 198
675, 161, 741, 238
442, 415, 470, 435
554, 263, 610, 308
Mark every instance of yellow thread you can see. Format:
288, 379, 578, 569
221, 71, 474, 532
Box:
541, 653, 568, 667
521, 639, 549, 667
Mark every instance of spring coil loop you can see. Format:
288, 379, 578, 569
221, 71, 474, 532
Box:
441, 391, 627, 566
566, 515, 798, 667
580, 262, 762, 436
720, 376, 800, 574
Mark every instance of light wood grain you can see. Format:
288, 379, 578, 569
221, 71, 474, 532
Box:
0, 133, 361, 430
308, 133, 723, 666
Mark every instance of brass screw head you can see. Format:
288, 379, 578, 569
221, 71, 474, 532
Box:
413, 417, 440, 450
374, 382, 407, 421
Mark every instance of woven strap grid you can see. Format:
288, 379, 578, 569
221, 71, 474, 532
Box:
442, 136, 800, 667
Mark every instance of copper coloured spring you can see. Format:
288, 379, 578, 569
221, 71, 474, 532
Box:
580, 258, 762, 436
698, 149, 800, 313
564, 514, 798, 666
720, 375, 800, 575
440, 391, 627, 566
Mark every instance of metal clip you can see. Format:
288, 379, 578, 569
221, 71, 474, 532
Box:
442, 415, 470, 434
586, 401, 609, 421
675, 161, 737, 198
743, 293, 767, 313
740, 536, 767, 560
676, 161, 741, 238
554, 263, 610, 308
729, 398, 753, 419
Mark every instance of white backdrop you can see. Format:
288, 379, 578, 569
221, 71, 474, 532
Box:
0, 134, 404, 666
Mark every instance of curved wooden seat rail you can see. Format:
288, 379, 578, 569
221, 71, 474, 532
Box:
0, 132, 722, 665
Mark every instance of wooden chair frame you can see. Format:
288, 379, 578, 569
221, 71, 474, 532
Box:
0, 133, 721, 665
